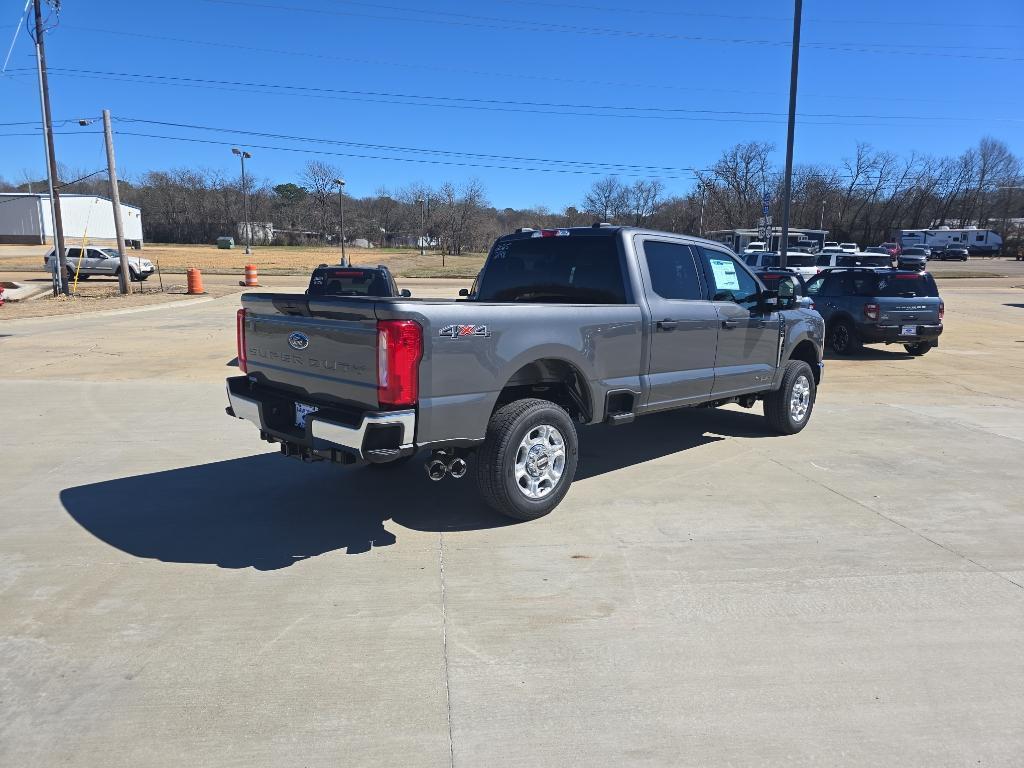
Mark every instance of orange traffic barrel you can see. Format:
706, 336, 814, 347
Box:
244, 264, 260, 287
186, 267, 205, 295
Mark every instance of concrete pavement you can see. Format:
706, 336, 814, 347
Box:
1, 282, 1023, 766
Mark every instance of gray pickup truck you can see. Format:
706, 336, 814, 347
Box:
226, 225, 825, 520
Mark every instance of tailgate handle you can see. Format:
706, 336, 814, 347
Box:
721, 318, 742, 329
656, 319, 678, 331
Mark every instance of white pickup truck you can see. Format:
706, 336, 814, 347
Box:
44, 246, 155, 281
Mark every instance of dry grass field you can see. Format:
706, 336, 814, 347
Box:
0, 243, 486, 279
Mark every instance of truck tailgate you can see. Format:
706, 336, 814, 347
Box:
240, 293, 379, 409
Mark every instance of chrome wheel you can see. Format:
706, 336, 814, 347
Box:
513, 423, 566, 500
789, 374, 811, 422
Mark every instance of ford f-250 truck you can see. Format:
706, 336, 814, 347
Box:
226, 225, 825, 520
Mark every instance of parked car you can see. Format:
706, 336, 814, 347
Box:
839, 242, 859, 253
805, 268, 943, 356
880, 242, 902, 257
795, 238, 819, 253
823, 241, 840, 250
863, 246, 893, 263
816, 252, 892, 269
743, 241, 767, 253
933, 245, 969, 262
306, 264, 410, 298
228, 226, 825, 520
44, 246, 154, 281
744, 251, 820, 281
897, 247, 928, 271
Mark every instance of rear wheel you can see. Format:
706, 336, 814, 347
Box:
476, 398, 578, 521
764, 360, 816, 435
904, 342, 932, 356
829, 318, 862, 355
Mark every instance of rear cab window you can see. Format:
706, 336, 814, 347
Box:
475, 233, 628, 303
307, 268, 392, 297
869, 273, 939, 298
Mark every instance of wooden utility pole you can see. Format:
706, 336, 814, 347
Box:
33, 0, 68, 294
102, 110, 131, 294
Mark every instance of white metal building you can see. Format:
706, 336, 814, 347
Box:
0, 193, 144, 246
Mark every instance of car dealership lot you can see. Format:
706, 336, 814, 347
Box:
1, 279, 1023, 766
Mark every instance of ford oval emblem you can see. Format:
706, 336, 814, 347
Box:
287, 332, 309, 351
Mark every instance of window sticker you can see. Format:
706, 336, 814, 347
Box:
709, 258, 740, 291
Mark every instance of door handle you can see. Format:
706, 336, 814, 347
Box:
656, 319, 678, 331
721, 319, 742, 329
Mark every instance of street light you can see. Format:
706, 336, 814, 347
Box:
232, 147, 253, 256
333, 178, 347, 266
415, 197, 425, 255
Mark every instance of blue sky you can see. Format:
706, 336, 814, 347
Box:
1, 0, 1022, 209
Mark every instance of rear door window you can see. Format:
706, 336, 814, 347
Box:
642, 240, 704, 300
476, 235, 627, 303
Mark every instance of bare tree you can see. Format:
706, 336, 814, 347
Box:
628, 179, 664, 226
301, 160, 342, 242
583, 176, 629, 222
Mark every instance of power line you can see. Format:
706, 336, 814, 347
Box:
112, 117, 707, 174
111, 131, 707, 180
494, 0, 1024, 31
57, 24, 1019, 108
30, 67, 1024, 127
200, 0, 1024, 61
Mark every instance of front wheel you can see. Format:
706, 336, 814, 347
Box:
476, 398, 579, 521
763, 360, 817, 435
904, 342, 932, 356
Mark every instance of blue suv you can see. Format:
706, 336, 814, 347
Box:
805, 268, 943, 356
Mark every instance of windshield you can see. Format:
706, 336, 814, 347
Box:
902, 248, 926, 255
475, 236, 626, 303
100, 248, 120, 258
307, 268, 391, 297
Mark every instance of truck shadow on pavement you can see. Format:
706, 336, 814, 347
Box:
59, 408, 766, 570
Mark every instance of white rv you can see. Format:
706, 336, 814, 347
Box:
899, 227, 1002, 255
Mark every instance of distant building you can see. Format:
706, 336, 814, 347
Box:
0, 193, 144, 246
708, 227, 829, 253
236, 221, 274, 246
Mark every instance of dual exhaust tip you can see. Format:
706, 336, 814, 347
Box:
426, 455, 467, 481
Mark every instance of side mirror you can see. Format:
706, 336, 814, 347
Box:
400, 289, 412, 298
458, 288, 469, 297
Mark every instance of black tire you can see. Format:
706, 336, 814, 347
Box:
476, 398, 579, 521
829, 318, 862, 355
904, 342, 932, 356
763, 360, 817, 435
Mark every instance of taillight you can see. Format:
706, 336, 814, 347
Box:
938, 301, 945, 320
236, 308, 248, 373
377, 319, 422, 407
863, 303, 880, 321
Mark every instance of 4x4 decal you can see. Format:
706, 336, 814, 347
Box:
439, 324, 491, 339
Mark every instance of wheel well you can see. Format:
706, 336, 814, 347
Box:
494, 359, 592, 423
789, 339, 821, 383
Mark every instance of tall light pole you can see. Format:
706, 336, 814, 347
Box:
820, 199, 826, 231
416, 196, 425, 255
777, 0, 803, 270
333, 178, 347, 266
232, 147, 252, 255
